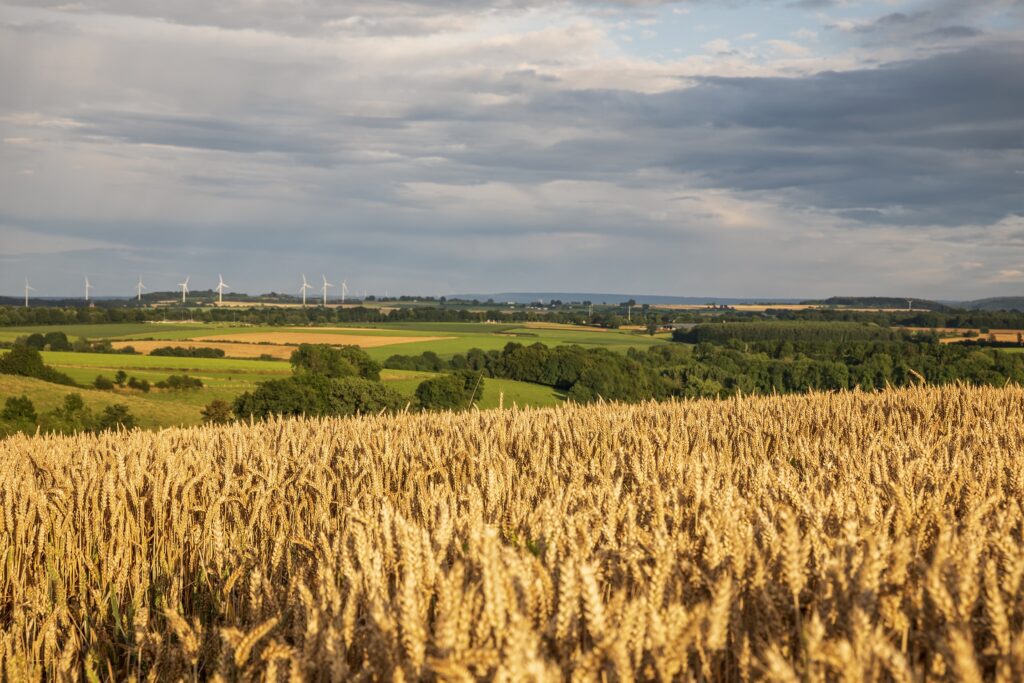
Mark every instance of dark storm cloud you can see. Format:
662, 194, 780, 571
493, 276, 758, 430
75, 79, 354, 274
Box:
425, 46, 1023, 226
52, 45, 1024, 229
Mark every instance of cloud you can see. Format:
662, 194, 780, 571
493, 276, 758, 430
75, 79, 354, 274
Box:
0, 0, 1022, 297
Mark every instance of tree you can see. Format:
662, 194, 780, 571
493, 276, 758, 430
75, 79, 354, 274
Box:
325, 377, 406, 415
415, 374, 469, 411
114, 370, 128, 386
2, 395, 36, 422
94, 375, 114, 390
201, 400, 234, 425
289, 344, 358, 379
234, 377, 325, 420
0, 345, 76, 385
335, 346, 382, 381
96, 404, 136, 431
127, 377, 151, 393
40, 393, 95, 434
44, 331, 71, 351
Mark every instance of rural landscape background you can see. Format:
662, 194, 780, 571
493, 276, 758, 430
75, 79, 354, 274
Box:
2, 0, 1023, 679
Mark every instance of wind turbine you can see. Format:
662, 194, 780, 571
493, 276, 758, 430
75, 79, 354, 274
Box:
23, 278, 33, 308
321, 274, 333, 306
84, 276, 93, 302
136, 277, 146, 302
216, 274, 230, 304
300, 274, 313, 306
178, 276, 190, 304
340, 280, 349, 305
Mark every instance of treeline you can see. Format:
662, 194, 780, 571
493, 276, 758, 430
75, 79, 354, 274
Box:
0, 304, 588, 327
387, 336, 1024, 402
673, 321, 908, 344
632, 341, 1024, 396
386, 343, 666, 403
7, 331, 138, 355
150, 346, 226, 358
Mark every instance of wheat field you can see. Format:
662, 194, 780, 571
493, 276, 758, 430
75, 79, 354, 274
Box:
1, 386, 1023, 681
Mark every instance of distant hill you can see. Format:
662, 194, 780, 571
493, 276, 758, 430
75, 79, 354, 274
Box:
449, 292, 803, 305
800, 296, 952, 312
958, 297, 1024, 312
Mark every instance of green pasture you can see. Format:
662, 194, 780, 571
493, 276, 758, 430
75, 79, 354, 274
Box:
0, 375, 202, 428
1, 349, 564, 430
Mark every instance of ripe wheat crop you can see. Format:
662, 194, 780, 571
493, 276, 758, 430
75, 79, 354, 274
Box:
1, 385, 1023, 681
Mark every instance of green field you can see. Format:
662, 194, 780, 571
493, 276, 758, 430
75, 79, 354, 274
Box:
2, 321, 667, 358
1, 321, 656, 430
1, 350, 564, 429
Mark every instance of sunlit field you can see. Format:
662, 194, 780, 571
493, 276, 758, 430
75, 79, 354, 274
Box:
2, 385, 1022, 679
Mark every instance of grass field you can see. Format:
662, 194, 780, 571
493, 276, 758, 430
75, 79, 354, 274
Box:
3, 385, 1022, 679
1, 350, 564, 428
0, 322, 652, 428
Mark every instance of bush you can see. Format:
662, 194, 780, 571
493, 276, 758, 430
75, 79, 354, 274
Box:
94, 375, 115, 390
96, 404, 136, 432
0, 345, 77, 385
127, 377, 151, 393
155, 374, 204, 390
201, 400, 234, 425
39, 394, 94, 434
415, 374, 470, 411
115, 370, 128, 386
2, 395, 36, 422
233, 375, 405, 420
290, 344, 382, 380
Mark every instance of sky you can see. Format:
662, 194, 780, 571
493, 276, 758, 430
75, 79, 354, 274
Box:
0, 0, 1022, 300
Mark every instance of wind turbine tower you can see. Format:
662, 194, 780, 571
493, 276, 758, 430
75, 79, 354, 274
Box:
23, 278, 33, 308
84, 276, 93, 302
178, 276, 190, 304
341, 280, 348, 305
300, 274, 313, 306
321, 275, 333, 306
136, 277, 146, 302
216, 274, 229, 304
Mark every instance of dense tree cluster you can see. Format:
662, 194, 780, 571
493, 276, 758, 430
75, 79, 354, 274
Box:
387, 342, 667, 403
0, 346, 77, 385
673, 321, 906, 345
630, 340, 1024, 397
234, 344, 398, 420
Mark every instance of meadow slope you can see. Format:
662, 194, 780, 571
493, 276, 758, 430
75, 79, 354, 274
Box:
2, 386, 1023, 679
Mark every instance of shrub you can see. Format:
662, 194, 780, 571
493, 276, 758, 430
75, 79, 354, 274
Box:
155, 374, 204, 390
96, 404, 136, 432
94, 375, 115, 390
127, 377, 151, 393
415, 374, 470, 411
2, 395, 36, 422
201, 400, 234, 425
233, 375, 404, 420
39, 393, 94, 434
0, 345, 77, 385
289, 344, 357, 378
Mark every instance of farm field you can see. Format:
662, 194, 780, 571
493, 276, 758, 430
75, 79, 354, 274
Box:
898, 326, 1024, 343
2, 384, 1022, 679
2, 351, 563, 428
4, 321, 668, 359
